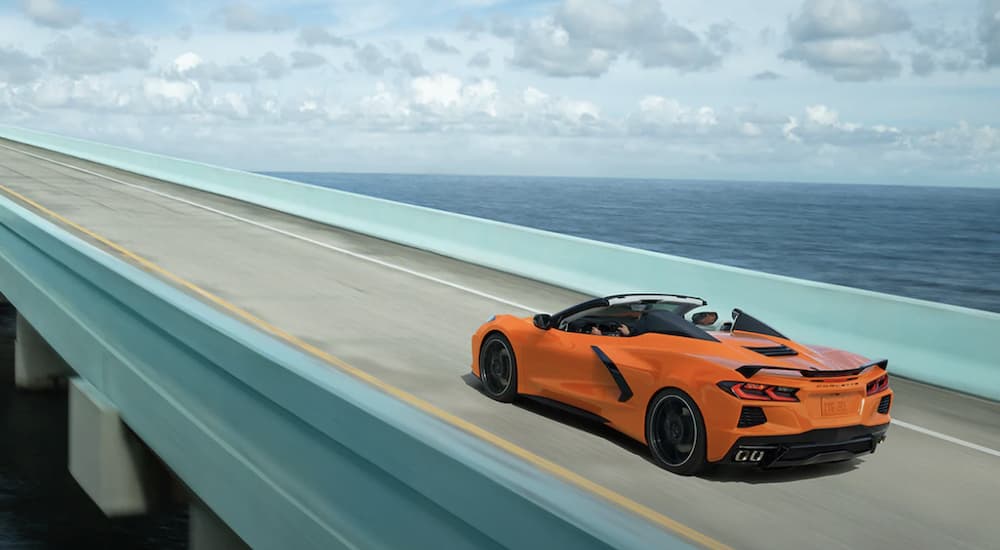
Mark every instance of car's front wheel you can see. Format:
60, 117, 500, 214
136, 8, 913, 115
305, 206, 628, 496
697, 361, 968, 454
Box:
646, 389, 708, 475
479, 333, 518, 402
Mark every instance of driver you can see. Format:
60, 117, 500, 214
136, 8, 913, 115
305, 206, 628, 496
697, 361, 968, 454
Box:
687, 307, 723, 331
693, 311, 718, 327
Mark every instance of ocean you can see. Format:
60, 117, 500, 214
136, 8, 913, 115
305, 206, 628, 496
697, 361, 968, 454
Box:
268, 173, 1000, 314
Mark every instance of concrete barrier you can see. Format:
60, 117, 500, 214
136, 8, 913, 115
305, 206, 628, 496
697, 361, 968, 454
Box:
1, 125, 996, 401
0, 194, 692, 549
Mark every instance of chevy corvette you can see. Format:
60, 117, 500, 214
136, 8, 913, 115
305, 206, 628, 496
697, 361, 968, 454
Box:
470, 293, 892, 475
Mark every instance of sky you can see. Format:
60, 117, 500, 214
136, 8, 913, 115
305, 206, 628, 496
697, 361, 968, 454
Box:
0, 0, 998, 187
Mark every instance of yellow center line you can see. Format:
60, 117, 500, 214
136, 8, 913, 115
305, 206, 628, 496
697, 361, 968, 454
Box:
0, 182, 731, 550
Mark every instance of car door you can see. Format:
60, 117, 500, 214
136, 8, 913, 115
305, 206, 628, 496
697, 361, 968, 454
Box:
528, 328, 626, 416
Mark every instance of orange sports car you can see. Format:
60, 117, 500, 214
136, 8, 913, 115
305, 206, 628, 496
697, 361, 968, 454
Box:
470, 294, 892, 475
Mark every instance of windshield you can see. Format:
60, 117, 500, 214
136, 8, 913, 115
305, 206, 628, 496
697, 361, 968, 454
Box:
561, 300, 696, 326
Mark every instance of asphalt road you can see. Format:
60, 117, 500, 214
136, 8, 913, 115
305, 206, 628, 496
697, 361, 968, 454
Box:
1, 139, 997, 550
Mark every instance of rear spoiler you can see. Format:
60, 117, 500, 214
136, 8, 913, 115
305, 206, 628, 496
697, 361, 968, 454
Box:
736, 359, 888, 379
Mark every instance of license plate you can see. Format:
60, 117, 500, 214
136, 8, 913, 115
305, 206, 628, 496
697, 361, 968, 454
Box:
821, 396, 850, 416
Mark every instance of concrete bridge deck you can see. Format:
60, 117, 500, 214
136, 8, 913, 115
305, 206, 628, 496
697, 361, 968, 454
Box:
0, 137, 997, 549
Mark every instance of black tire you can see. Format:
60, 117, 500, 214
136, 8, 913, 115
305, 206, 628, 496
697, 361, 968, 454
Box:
479, 333, 518, 403
646, 389, 708, 475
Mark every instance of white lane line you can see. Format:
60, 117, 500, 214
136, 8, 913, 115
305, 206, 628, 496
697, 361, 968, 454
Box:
4, 141, 998, 460
0, 142, 543, 314
892, 419, 1000, 458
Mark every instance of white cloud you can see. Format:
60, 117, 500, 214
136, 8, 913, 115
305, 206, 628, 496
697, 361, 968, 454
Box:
164, 51, 296, 83
412, 74, 463, 108
783, 37, 900, 81
173, 52, 203, 74
143, 77, 199, 107
919, 121, 999, 161
29, 76, 133, 111
787, 0, 910, 40
782, 0, 911, 81
207, 92, 251, 119
783, 104, 905, 146
358, 82, 411, 124
805, 104, 856, 128
506, 0, 728, 77
510, 18, 615, 77
22, 0, 80, 29
629, 96, 719, 135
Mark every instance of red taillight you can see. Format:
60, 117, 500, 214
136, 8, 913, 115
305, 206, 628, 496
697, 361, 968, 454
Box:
866, 374, 889, 395
765, 386, 799, 402
719, 381, 799, 402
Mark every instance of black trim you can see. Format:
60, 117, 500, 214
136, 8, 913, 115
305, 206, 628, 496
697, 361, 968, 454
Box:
724, 423, 890, 467
636, 310, 720, 342
521, 396, 611, 424
731, 309, 787, 339
743, 344, 798, 357
736, 359, 888, 379
591, 346, 633, 402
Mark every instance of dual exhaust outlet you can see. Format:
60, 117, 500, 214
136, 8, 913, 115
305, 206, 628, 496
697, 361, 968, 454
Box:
734, 449, 766, 462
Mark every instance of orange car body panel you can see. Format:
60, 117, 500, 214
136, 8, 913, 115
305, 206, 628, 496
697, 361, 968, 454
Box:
471, 315, 893, 463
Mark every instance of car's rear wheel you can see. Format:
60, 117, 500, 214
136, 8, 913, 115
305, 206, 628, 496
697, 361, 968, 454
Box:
479, 333, 518, 402
646, 389, 708, 475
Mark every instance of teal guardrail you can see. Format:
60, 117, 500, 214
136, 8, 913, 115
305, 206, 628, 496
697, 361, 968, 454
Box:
0, 196, 693, 548
1, 125, 997, 401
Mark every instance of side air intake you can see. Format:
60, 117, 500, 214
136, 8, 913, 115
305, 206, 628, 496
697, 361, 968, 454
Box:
877, 395, 891, 414
737, 406, 767, 428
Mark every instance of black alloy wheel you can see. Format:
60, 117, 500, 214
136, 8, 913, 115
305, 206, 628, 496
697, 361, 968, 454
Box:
479, 333, 518, 402
646, 389, 708, 475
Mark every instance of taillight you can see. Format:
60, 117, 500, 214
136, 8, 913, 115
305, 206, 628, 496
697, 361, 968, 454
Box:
718, 381, 799, 402
866, 374, 889, 395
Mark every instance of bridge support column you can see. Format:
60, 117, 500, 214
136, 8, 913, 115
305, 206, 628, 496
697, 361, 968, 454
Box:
15, 313, 73, 389
69, 377, 168, 516
189, 497, 251, 550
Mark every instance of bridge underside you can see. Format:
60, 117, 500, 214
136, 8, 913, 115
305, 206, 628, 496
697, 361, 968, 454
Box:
0, 138, 997, 550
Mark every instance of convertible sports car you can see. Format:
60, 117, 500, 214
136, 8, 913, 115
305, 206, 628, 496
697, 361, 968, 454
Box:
470, 293, 892, 475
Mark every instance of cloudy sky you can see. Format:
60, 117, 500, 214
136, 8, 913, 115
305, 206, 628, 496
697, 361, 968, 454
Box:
0, 0, 998, 186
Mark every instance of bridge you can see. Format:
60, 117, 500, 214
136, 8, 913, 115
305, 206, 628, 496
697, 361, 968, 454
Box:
0, 125, 997, 549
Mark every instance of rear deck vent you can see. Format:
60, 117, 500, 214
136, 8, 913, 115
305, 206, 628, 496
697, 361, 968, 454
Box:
877, 395, 891, 414
738, 406, 767, 428
744, 344, 798, 357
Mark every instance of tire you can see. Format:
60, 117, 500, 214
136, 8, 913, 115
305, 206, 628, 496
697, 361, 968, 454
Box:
646, 389, 708, 475
479, 333, 518, 403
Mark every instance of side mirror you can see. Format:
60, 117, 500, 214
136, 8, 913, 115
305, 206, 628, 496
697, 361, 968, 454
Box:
533, 313, 552, 330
